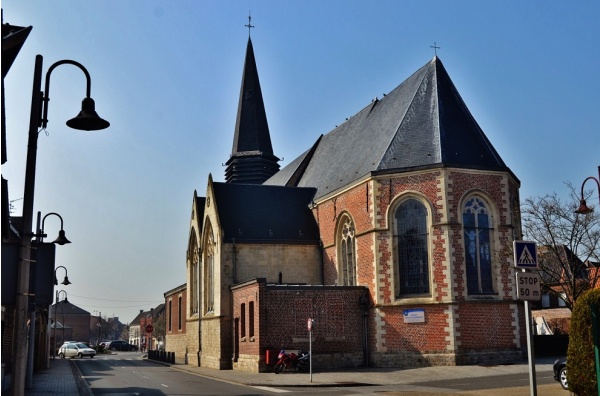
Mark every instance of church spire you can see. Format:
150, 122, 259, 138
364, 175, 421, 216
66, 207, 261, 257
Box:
225, 36, 280, 184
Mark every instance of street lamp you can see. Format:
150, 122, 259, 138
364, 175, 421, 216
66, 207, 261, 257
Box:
12, 54, 109, 396
575, 166, 600, 214
574, 165, 600, 396
50, 268, 70, 360
97, 312, 102, 346
30, 213, 70, 371
36, 212, 71, 246
52, 290, 68, 360
53, 266, 71, 287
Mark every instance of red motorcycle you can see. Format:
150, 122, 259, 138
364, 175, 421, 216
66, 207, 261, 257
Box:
274, 349, 310, 373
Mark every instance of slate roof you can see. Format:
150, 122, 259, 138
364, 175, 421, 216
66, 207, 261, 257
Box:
130, 304, 164, 325
50, 300, 90, 316
265, 57, 516, 200
225, 38, 280, 184
211, 182, 319, 244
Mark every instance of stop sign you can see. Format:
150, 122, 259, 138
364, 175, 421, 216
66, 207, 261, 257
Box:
145, 324, 154, 333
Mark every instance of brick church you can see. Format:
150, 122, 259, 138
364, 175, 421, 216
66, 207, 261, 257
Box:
164, 36, 525, 372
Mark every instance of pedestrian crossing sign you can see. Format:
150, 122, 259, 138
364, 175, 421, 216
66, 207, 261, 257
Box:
513, 241, 538, 269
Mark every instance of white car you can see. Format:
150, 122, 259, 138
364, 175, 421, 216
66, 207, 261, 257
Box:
59, 342, 96, 358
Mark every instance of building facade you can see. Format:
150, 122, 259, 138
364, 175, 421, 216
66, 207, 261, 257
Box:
167, 36, 525, 371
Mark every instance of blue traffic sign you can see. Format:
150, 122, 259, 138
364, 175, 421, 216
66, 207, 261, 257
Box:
513, 241, 538, 269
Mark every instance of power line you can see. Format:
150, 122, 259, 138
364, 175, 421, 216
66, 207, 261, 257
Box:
68, 294, 162, 303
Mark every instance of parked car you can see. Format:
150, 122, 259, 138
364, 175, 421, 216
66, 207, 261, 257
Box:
107, 340, 138, 351
58, 342, 96, 358
553, 358, 568, 390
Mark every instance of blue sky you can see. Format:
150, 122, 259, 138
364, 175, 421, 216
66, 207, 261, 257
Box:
3, 1, 599, 323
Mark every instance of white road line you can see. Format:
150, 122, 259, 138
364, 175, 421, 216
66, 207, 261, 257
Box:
251, 386, 291, 393
161, 384, 169, 388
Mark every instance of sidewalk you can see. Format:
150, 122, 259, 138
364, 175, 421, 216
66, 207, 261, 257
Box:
24, 355, 567, 396
24, 358, 91, 396
171, 357, 567, 395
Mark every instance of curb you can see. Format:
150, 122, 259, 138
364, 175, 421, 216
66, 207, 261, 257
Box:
69, 360, 93, 396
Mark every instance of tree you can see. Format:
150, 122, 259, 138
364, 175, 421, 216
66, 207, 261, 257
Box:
521, 184, 600, 311
121, 324, 130, 342
153, 311, 166, 348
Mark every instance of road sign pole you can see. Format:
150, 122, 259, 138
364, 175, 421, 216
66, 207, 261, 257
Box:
307, 318, 313, 382
524, 296, 537, 396
513, 241, 538, 396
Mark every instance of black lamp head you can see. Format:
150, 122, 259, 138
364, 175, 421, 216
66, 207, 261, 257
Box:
52, 229, 71, 245
66, 97, 110, 131
575, 199, 594, 215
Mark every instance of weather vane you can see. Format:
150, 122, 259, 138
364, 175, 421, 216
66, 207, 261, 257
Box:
430, 42, 440, 56
245, 12, 254, 38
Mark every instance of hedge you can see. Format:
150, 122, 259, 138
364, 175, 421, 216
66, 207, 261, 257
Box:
568, 288, 600, 396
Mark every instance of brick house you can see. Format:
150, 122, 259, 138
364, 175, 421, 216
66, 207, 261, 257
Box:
129, 305, 164, 351
164, 284, 188, 363
49, 301, 90, 346
169, 36, 525, 372
231, 279, 368, 372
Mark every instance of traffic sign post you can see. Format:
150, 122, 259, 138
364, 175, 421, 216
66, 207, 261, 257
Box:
307, 318, 314, 382
514, 240, 539, 396
516, 272, 541, 301
513, 241, 538, 269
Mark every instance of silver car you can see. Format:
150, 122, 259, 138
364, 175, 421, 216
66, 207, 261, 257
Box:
59, 342, 96, 358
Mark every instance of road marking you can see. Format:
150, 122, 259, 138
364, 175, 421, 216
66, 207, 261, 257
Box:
251, 386, 291, 393
161, 384, 169, 388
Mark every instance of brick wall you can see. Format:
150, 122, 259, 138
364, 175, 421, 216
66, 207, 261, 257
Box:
50, 305, 90, 344
232, 279, 368, 372
313, 168, 524, 367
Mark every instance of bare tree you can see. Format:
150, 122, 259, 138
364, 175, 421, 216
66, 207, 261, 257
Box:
522, 183, 600, 311
153, 311, 166, 348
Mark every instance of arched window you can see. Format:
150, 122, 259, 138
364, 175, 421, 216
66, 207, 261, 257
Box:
204, 225, 215, 313
463, 196, 494, 294
395, 198, 430, 296
338, 215, 357, 286
189, 235, 199, 315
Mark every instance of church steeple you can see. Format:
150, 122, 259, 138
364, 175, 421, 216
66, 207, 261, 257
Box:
225, 37, 280, 184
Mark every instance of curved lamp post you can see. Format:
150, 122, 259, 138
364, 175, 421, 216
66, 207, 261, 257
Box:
53, 290, 68, 359
574, 165, 600, 395
13, 54, 109, 395
575, 166, 600, 214
53, 266, 71, 287
36, 212, 71, 246
51, 268, 70, 360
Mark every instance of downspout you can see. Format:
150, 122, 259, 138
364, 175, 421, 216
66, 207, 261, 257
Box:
320, 240, 325, 285
232, 238, 237, 284
197, 246, 202, 367
231, 239, 238, 366
359, 290, 370, 367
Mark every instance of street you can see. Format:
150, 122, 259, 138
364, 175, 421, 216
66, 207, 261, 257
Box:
75, 352, 274, 395
72, 353, 565, 396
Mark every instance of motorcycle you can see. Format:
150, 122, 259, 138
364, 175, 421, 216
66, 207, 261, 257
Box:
274, 349, 310, 373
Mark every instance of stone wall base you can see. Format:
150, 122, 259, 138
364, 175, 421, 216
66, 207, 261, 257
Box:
233, 354, 261, 373
186, 352, 199, 366
369, 350, 523, 368
201, 355, 233, 370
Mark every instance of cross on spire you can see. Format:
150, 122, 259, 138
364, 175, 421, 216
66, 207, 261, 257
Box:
430, 42, 440, 56
245, 13, 254, 37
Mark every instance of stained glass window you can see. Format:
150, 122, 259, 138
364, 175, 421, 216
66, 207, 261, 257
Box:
339, 217, 357, 286
204, 226, 215, 313
395, 199, 430, 296
463, 196, 494, 294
